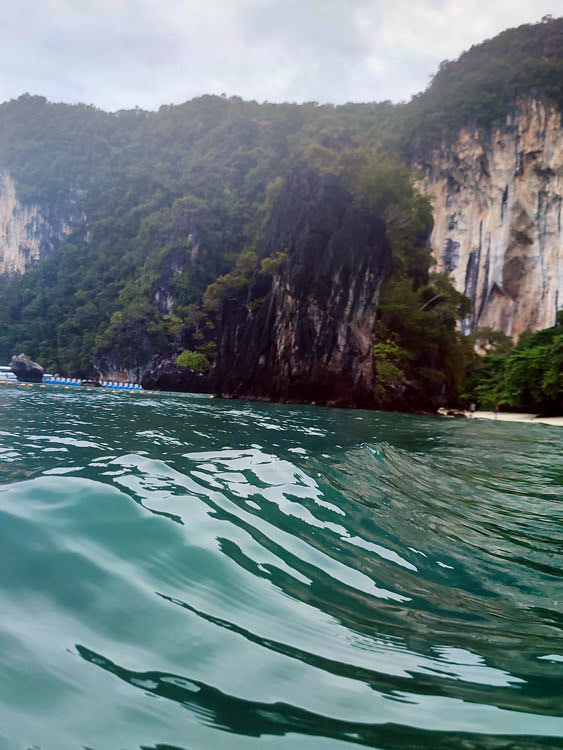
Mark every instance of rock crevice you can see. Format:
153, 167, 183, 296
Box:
211, 167, 391, 408
143, 168, 391, 407
419, 98, 563, 338
0, 173, 50, 274
0, 171, 80, 275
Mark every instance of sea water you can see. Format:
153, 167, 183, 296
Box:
0, 386, 562, 749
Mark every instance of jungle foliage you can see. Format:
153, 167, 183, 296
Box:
388, 16, 563, 157
464, 315, 563, 414
175, 350, 211, 373
0, 18, 561, 406
0, 93, 393, 375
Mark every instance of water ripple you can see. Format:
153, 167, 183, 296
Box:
0, 387, 562, 749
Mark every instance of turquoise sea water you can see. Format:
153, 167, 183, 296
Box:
0, 386, 562, 749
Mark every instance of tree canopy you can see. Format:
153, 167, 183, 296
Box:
465, 314, 563, 414
0, 17, 562, 409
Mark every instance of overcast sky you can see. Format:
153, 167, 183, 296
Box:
0, 0, 560, 111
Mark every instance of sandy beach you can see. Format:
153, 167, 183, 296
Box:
473, 411, 563, 427
438, 408, 562, 426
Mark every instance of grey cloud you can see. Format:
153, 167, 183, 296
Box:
240, 0, 371, 60
0, 0, 558, 110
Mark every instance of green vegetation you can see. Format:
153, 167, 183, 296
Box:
175, 350, 211, 373
373, 339, 411, 397
260, 252, 288, 276
374, 275, 474, 406
464, 314, 563, 414
0, 93, 397, 375
203, 251, 260, 313
391, 16, 563, 156
0, 17, 562, 406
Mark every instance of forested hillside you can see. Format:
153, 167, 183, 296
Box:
0, 17, 562, 410
0, 94, 396, 375
389, 14, 563, 155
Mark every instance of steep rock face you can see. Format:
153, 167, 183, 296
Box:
93, 358, 142, 385
0, 171, 78, 275
419, 99, 563, 338
152, 220, 203, 315
212, 168, 390, 408
140, 358, 209, 392
0, 173, 49, 274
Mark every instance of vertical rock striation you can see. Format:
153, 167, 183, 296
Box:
212, 168, 390, 408
0, 171, 78, 275
419, 99, 563, 338
0, 172, 49, 274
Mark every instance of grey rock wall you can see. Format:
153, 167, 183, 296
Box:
0, 171, 79, 275
419, 98, 563, 338
212, 168, 390, 408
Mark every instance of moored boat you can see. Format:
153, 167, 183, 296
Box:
0, 366, 18, 384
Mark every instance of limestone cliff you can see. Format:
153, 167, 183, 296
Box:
0, 172, 48, 274
212, 168, 390, 407
0, 171, 76, 275
418, 99, 563, 338
143, 168, 391, 407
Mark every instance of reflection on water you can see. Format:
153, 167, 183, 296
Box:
0, 386, 562, 749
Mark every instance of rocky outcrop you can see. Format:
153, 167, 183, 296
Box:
94, 351, 162, 386
418, 98, 563, 338
211, 168, 390, 408
141, 358, 209, 392
10, 353, 44, 382
142, 169, 390, 405
0, 171, 78, 275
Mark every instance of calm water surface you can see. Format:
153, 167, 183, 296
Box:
0, 386, 562, 749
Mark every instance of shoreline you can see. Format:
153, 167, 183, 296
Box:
474, 411, 563, 427
438, 408, 563, 427
3, 380, 562, 426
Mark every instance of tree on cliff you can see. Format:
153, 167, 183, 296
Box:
375, 275, 473, 407
94, 293, 172, 382
390, 16, 563, 155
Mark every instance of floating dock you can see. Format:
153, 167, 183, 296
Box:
0, 366, 144, 391
43, 376, 143, 391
